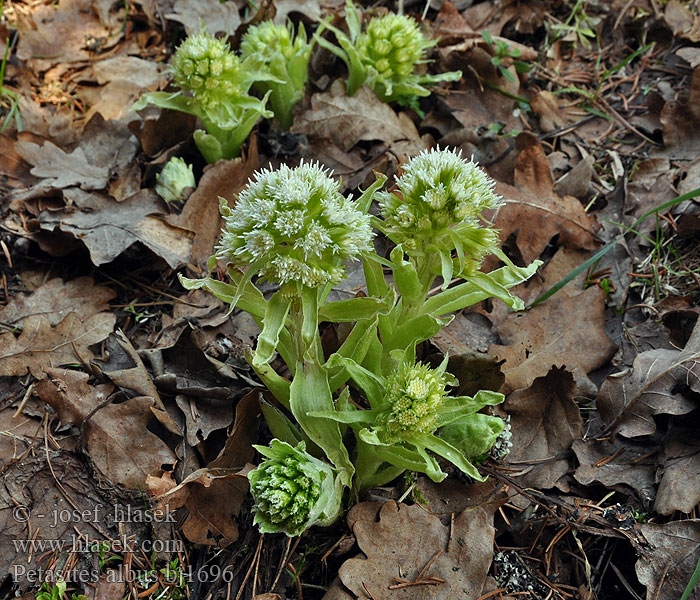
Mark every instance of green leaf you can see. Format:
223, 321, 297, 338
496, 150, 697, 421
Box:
388, 313, 452, 353
253, 289, 292, 368
301, 285, 319, 350
260, 397, 302, 445
318, 291, 395, 323
193, 129, 224, 164
308, 409, 379, 424
290, 358, 354, 485
416, 432, 486, 481
390, 245, 423, 305
440, 414, 505, 458
246, 349, 291, 408
363, 254, 389, 297
326, 355, 385, 408
356, 172, 387, 214
329, 317, 379, 390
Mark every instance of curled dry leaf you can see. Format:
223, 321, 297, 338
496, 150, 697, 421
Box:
0, 312, 115, 378
37, 368, 176, 490
0, 276, 115, 327
334, 501, 496, 599
489, 286, 617, 395
654, 425, 700, 516
636, 520, 700, 600
292, 82, 429, 156
35, 189, 193, 268
493, 137, 600, 265
147, 392, 259, 547
596, 320, 700, 439
504, 367, 583, 490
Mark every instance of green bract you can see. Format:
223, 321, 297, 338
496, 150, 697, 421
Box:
315, 0, 461, 107
133, 30, 276, 163
215, 161, 374, 290
240, 21, 313, 130
377, 147, 502, 284
156, 157, 195, 206
311, 356, 507, 490
249, 439, 343, 536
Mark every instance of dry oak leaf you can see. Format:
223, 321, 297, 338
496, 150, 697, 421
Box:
657, 65, 700, 160
37, 368, 176, 489
0, 312, 115, 378
504, 367, 582, 490
36, 189, 192, 268
596, 319, 700, 439
147, 392, 259, 547
0, 276, 115, 327
654, 425, 700, 516
488, 286, 617, 395
166, 0, 241, 36
573, 438, 656, 507
334, 501, 495, 599
292, 81, 429, 156
636, 520, 700, 600
14, 140, 110, 191
665, 0, 700, 42
493, 138, 600, 265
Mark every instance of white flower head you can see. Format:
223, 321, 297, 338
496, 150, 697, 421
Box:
216, 162, 374, 288
379, 147, 503, 272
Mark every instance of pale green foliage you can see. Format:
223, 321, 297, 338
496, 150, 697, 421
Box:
133, 30, 275, 163
155, 157, 195, 205
378, 147, 503, 283
315, 0, 461, 107
215, 161, 373, 289
248, 439, 343, 536
240, 21, 313, 130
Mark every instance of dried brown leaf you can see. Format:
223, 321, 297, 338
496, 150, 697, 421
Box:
636, 520, 700, 600
654, 426, 700, 516
504, 367, 582, 490
0, 276, 115, 327
596, 320, 700, 439
14, 140, 110, 191
489, 287, 617, 395
0, 312, 115, 378
166, 0, 241, 35
37, 368, 176, 489
292, 82, 428, 156
336, 501, 495, 599
36, 189, 192, 268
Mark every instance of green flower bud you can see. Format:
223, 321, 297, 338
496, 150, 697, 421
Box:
248, 439, 343, 536
155, 157, 196, 206
240, 21, 313, 130
171, 31, 242, 110
216, 162, 373, 289
381, 362, 450, 438
379, 147, 503, 277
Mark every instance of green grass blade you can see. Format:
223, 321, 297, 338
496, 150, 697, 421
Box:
680, 555, 700, 600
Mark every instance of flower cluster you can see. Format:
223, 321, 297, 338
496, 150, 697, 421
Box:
216, 162, 373, 289
382, 362, 450, 437
315, 1, 461, 107
248, 440, 342, 536
379, 147, 502, 278
354, 13, 433, 103
133, 30, 274, 162
240, 21, 313, 130
155, 157, 195, 206
171, 31, 242, 113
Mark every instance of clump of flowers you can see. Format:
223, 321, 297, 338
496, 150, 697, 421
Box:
378, 146, 503, 285
215, 161, 374, 291
248, 439, 343, 536
182, 147, 542, 534
240, 21, 313, 130
315, 0, 461, 107
133, 30, 276, 163
155, 157, 195, 207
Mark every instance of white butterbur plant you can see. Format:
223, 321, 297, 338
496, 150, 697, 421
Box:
133, 30, 277, 163
183, 148, 540, 536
